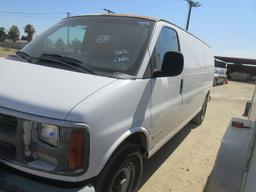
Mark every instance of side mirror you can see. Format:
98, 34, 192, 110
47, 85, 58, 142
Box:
153, 51, 184, 77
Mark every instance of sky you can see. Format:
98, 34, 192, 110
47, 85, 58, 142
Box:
0, 0, 256, 59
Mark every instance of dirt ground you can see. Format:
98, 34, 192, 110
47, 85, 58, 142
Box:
139, 81, 255, 192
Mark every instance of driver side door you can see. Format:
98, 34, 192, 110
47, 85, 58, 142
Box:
149, 26, 184, 145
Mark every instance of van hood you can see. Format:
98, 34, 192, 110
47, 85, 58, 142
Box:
0, 57, 116, 120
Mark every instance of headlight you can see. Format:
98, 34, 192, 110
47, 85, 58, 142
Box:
17, 120, 89, 175
39, 124, 59, 147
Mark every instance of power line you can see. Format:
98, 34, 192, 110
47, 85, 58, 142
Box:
0, 11, 66, 15
0, 14, 62, 19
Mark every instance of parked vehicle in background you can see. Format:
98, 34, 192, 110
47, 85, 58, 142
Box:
213, 67, 227, 86
0, 14, 214, 192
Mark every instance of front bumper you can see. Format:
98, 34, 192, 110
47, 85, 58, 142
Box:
0, 166, 95, 192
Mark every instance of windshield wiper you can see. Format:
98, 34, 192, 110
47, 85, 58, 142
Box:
16, 51, 33, 62
39, 53, 94, 74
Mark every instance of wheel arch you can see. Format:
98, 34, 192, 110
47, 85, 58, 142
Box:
98, 127, 150, 175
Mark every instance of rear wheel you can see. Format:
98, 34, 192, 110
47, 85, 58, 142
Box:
192, 96, 208, 125
94, 143, 143, 192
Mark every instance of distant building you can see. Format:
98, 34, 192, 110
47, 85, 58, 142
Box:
215, 56, 256, 82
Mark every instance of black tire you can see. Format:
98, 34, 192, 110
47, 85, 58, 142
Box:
192, 96, 208, 125
94, 143, 143, 192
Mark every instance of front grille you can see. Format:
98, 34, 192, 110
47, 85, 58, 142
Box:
0, 112, 60, 171
0, 114, 17, 136
0, 141, 16, 159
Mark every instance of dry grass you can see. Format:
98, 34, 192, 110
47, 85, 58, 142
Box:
0, 47, 17, 57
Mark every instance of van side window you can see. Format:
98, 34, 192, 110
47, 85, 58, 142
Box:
152, 27, 179, 70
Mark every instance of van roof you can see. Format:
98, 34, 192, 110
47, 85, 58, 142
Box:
70, 13, 158, 21
68, 14, 211, 48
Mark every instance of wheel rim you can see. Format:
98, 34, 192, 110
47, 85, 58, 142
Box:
109, 162, 136, 192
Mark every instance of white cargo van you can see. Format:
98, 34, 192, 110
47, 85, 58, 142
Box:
0, 14, 214, 192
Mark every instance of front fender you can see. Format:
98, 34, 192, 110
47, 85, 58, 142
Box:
100, 127, 151, 168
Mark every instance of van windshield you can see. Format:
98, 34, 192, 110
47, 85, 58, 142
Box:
20, 16, 154, 78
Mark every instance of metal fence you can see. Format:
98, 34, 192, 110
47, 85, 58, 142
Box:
0, 40, 27, 50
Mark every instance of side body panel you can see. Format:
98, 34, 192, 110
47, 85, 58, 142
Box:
178, 28, 214, 124
149, 77, 182, 146
145, 21, 214, 156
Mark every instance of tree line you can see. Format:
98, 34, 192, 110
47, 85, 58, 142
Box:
0, 24, 36, 43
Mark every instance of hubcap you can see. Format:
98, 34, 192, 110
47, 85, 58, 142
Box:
110, 163, 135, 192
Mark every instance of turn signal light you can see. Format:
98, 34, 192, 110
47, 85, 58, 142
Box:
68, 129, 85, 170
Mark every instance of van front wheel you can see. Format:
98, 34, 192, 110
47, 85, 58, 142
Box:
94, 143, 143, 192
192, 96, 208, 125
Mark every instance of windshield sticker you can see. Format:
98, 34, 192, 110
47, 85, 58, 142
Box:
96, 35, 110, 44
138, 21, 150, 27
114, 49, 129, 55
114, 56, 130, 63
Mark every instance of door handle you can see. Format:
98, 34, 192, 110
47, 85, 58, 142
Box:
180, 79, 183, 94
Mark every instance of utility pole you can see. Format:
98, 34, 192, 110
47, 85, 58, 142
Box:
66, 12, 71, 45
185, 0, 201, 30
103, 8, 115, 14
66, 12, 71, 18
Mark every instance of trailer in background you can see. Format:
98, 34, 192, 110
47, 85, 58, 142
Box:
206, 85, 256, 192
215, 56, 256, 83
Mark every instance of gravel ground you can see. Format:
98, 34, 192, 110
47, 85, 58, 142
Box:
139, 81, 255, 192
0, 81, 255, 192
